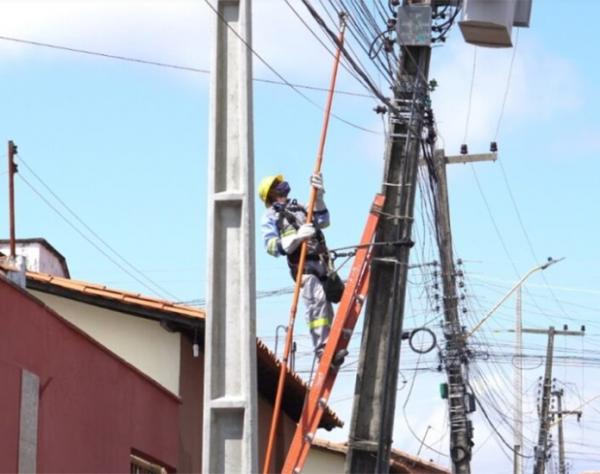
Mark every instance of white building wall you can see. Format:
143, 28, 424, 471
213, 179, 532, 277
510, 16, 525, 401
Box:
0, 242, 67, 277
303, 448, 345, 474
30, 291, 181, 395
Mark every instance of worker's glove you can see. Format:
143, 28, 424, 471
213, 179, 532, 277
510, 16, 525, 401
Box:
280, 223, 316, 254
311, 173, 327, 211
297, 223, 316, 240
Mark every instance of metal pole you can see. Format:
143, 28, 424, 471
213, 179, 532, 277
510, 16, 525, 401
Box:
516, 326, 583, 474
203, 1, 258, 472
514, 286, 523, 474
8, 140, 17, 258
467, 259, 562, 339
433, 149, 471, 473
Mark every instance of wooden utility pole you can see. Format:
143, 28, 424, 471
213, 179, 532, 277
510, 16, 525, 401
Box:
526, 327, 584, 474
345, 6, 432, 471
8, 140, 18, 258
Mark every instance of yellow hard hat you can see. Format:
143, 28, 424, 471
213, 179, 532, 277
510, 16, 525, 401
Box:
258, 174, 284, 205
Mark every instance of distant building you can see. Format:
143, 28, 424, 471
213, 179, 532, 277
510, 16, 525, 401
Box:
305, 439, 450, 474
0, 238, 70, 277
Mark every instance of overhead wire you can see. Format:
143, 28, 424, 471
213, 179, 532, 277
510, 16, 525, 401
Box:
17, 173, 179, 300
201, 0, 381, 136
282, 0, 379, 100
463, 46, 477, 145
317, 0, 376, 78
458, 27, 570, 342
15, 155, 180, 300
0, 34, 373, 100
301, 0, 397, 110
468, 380, 534, 459
490, 28, 572, 322
328, 0, 390, 76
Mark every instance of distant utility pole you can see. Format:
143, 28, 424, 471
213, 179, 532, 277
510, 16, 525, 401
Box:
8, 140, 18, 259
551, 389, 582, 474
514, 286, 523, 474
345, 3, 433, 472
525, 326, 585, 474
432, 148, 495, 473
203, 0, 258, 473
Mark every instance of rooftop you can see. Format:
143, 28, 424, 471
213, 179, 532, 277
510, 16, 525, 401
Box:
0, 260, 342, 430
311, 439, 450, 474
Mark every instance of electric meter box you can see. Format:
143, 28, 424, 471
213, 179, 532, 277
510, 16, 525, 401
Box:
459, 0, 532, 48
396, 4, 432, 46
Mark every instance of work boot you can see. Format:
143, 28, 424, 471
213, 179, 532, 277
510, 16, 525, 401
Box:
331, 348, 348, 368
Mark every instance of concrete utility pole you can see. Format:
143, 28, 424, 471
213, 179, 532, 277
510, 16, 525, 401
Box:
551, 389, 582, 474
432, 148, 494, 473
554, 389, 566, 474
514, 286, 523, 474
343, 1, 531, 472
526, 327, 584, 474
345, 3, 432, 472
203, 1, 258, 473
465, 259, 560, 473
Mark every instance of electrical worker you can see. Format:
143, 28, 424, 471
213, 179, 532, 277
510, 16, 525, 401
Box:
258, 173, 333, 358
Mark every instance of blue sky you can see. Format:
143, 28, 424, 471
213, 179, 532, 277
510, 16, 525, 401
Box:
0, 1, 599, 472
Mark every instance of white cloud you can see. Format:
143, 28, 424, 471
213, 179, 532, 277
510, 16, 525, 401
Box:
0, 0, 348, 89
431, 35, 584, 154
0, 1, 210, 66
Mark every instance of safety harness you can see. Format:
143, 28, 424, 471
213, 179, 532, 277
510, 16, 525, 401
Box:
274, 199, 329, 281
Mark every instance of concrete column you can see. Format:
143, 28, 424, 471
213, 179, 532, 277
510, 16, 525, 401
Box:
203, 0, 258, 473
18, 370, 39, 474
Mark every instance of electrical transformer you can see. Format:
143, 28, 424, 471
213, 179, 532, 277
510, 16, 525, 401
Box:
459, 0, 532, 48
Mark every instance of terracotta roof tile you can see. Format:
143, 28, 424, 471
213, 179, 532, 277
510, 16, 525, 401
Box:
311, 439, 450, 473
0, 264, 206, 320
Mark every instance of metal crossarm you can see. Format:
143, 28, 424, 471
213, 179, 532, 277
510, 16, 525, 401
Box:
281, 194, 385, 474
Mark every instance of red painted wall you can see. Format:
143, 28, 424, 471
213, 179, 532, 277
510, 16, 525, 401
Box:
178, 335, 204, 472
0, 278, 179, 472
0, 361, 20, 472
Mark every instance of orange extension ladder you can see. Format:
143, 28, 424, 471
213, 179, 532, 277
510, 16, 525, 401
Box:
281, 193, 385, 474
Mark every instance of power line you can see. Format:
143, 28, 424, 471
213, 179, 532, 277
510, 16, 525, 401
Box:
0, 34, 373, 100
459, 27, 569, 341
16, 154, 180, 300
282, 0, 375, 96
469, 381, 535, 459
300, 0, 396, 111
200, 0, 379, 134
463, 46, 477, 144
16, 172, 179, 301
494, 29, 519, 141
